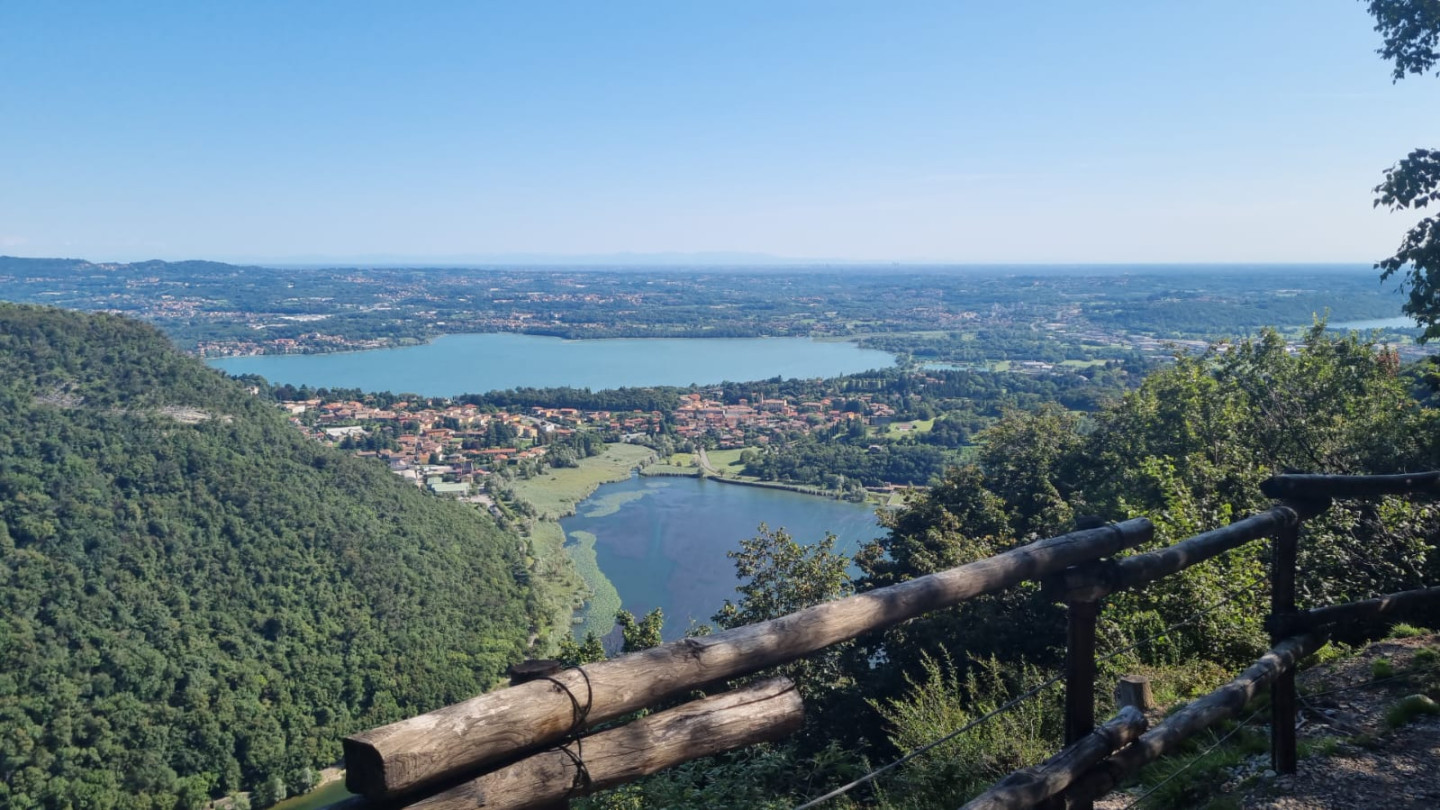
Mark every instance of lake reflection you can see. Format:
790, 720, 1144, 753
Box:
562, 475, 882, 641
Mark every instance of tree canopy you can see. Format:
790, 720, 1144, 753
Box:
1366, 0, 1440, 339
0, 305, 537, 809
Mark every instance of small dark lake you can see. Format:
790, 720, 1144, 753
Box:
561, 475, 883, 641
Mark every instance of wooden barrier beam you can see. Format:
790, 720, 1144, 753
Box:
408, 678, 802, 810
1051, 502, 1328, 602
1062, 633, 1327, 804
345, 518, 1154, 799
961, 706, 1147, 810
1113, 502, 1325, 592
1270, 585, 1440, 637
1261, 471, 1440, 501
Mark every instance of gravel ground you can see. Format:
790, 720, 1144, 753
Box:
1096, 634, 1440, 809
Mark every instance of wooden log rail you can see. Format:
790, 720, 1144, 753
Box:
1050, 501, 1329, 603
1270, 584, 1440, 637
409, 678, 802, 810
1061, 633, 1328, 805
335, 469, 1440, 808
960, 706, 1147, 810
1261, 471, 1440, 501
344, 518, 1154, 799
331, 678, 802, 810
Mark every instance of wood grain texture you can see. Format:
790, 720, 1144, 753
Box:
1052, 502, 1328, 602
1273, 585, 1440, 636
1114, 676, 1155, 712
407, 678, 803, 810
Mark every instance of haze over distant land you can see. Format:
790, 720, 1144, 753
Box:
3, 2, 1439, 264
202, 254, 1389, 273
234, 251, 836, 268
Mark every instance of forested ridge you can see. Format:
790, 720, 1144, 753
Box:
0, 304, 536, 808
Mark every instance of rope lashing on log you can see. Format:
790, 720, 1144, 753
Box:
406, 678, 804, 810
537, 666, 594, 798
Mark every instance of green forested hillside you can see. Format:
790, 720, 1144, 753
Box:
0, 305, 535, 808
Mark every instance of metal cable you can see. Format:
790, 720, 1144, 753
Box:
1300, 672, 1410, 700
790, 673, 1066, 810
790, 578, 1264, 809
1120, 707, 1265, 809
1095, 575, 1266, 668
539, 665, 594, 796
1116, 655, 1416, 807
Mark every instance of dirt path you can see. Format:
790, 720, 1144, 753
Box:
1097, 634, 1440, 809
695, 446, 716, 474
1239, 635, 1440, 809
1247, 717, 1440, 809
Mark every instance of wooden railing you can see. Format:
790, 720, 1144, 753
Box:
333, 472, 1440, 809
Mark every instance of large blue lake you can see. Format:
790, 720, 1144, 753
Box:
562, 475, 882, 641
1329, 316, 1419, 330
209, 333, 896, 396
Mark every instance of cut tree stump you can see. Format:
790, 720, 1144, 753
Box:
1115, 675, 1155, 712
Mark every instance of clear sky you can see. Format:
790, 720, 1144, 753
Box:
2, 1, 1438, 264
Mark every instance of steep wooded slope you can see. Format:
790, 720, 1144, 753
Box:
0, 304, 534, 808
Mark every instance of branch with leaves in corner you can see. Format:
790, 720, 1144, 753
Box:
1365, 0, 1440, 340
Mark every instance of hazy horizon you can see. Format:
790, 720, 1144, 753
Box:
0, 252, 1387, 274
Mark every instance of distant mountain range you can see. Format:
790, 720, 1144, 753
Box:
0, 252, 1378, 274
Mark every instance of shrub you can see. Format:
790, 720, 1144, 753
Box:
1385, 694, 1440, 729
871, 653, 1061, 809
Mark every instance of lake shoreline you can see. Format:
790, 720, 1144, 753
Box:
640, 466, 865, 501
560, 473, 883, 642
506, 444, 657, 643
204, 328, 878, 360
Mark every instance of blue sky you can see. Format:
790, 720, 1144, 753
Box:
2, 1, 1437, 264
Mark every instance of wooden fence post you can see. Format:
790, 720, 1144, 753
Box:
1059, 597, 1100, 810
1064, 599, 1100, 745
1270, 518, 1299, 775
1053, 516, 1108, 810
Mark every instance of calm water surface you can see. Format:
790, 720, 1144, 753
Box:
1328, 316, 1419, 330
562, 475, 882, 641
210, 333, 895, 395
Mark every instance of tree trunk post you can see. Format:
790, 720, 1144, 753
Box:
1061, 597, 1100, 810
1270, 517, 1299, 775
